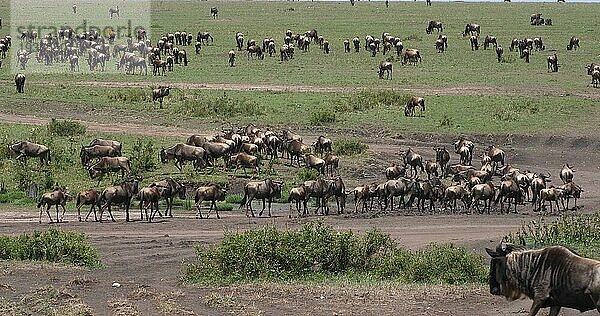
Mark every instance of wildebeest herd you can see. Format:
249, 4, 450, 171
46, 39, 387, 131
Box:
8, 120, 582, 226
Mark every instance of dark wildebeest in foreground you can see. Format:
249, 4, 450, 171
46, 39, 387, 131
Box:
9, 140, 51, 164
239, 179, 283, 217
149, 178, 186, 218
37, 186, 69, 223
194, 184, 227, 219
98, 178, 139, 222
15, 73, 25, 93
487, 242, 600, 316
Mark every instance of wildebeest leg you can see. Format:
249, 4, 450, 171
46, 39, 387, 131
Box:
39, 205, 45, 223
268, 198, 273, 217
195, 197, 204, 219
259, 198, 266, 217
85, 205, 97, 221
60, 204, 67, 222
125, 200, 131, 222
247, 196, 255, 217
107, 204, 116, 222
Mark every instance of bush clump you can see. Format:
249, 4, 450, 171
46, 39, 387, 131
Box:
179, 93, 263, 118
506, 212, 600, 260
334, 138, 368, 156
182, 222, 487, 285
129, 138, 157, 175
0, 228, 101, 268
334, 90, 411, 113
309, 110, 336, 126
47, 119, 86, 137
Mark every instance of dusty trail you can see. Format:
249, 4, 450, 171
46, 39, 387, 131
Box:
2, 79, 599, 97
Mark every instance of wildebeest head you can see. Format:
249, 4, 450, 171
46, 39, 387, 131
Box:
485, 242, 518, 296
159, 148, 168, 163
88, 167, 103, 179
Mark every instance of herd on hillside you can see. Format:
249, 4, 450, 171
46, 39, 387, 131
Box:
7, 123, 582, 224
1, 4, 600, 99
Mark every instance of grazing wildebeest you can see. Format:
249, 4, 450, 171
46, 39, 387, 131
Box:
160, 143, 207, 171
486, 243, 600, 316
547, 53, 559, 72
89, 138, 122, 153
152, 86, 170, 108
313, 135, 333, 156
80, 145, 120, 166
37, 186, 69, 223
567, 36, 580, 51
194, 185, 227, 219
149, 178, 185, 218
9, 140, 51, 164
426, 21, 443, 34
88, 156, 131, 184
98, 178, 139, 222
402, 49, 421, 65
470, 36, 479, 50
483, 35, 497, 50
405, 96, 425, 117
197, 32, 214, 45
76, 189, 100, 222
463, 23, 480, 36
228, 152, 261, 176
239, 179, 283, 217
352, 37, 360, 52
15, 73, 26, 93
559, 181, 582, 210
288, 186, 308, 218
210, 7, 218, 19
520, 48, 530, 63
109, 6, 119, 19
378, 61, 393, 79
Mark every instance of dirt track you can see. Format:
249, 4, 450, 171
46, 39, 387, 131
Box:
1, 110, 600, 314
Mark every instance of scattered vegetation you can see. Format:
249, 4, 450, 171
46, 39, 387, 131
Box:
46, 119, 86, 137
491, 98, 540, 122
309, 110, 336, 126
506, 212, 600, 260
108, 88, 148, 103
335, 138, 368, 156
296, 168, 319, 182
177, 92, 263, 118
334, 90, 411, 113
129, 138, 158, 175
0, 228, 101, 268
182, 222, 487, 285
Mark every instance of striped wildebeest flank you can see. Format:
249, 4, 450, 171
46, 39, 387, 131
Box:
486, 243, 600, 315
210, 7, 218, 19
426, 21, 443, 34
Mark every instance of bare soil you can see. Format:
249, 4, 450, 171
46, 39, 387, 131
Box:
1, 110, 600, 315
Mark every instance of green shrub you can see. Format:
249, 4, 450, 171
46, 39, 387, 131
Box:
225, 193, 244, 204
129, 138, 157, 175
334, 90, 411, 113
178, 93, 263, 118
109, 88, 148, 103
506, 212, 600, 259
296, 168, 318, 182
439, 115, 454, 127
309, 110, 336, 126
335, 138, 368, 156
182, 222, 487, 285
47, 119, 86, 137
0, 228, 101, 268
492, 98, 540, 122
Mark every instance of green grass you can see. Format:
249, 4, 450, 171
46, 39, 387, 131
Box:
0, 228, 101, 268
182, 221, 487, 285
506, 212, 600, 260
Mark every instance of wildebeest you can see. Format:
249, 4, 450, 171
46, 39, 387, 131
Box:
98, 178, 139, 222
521, 48, 530, 63
405, 96, 425, 117
378, 61, 392, 79
76, 189, 100, 222
152, 86, 170, 108
434, 147, 450, 177
401, 148, 424, 177
463, 23, 481, 36
470, 36, 479, 51
470, 181, 495, 214
109, 6, 119, 19
80, 145, 120, 166
487, 145, 505, 168
494, 178, 523, 214
496, 46, 504, 62
567, 36, 580, 51
239, 179, 283, 217
483, 35, 497, 50
138, 186, 163, 222
547, 53, 559, 72
37, 186, 69, 223
313, 135, 332, 156
210, 7, 218, 19
560, 164, 574, 183
435, 39, 445, 53
15, 73, 25, 93
88, 156, 131, 183
228, 152, 260, 176
288, 186, 308, 218
194, 184, 227, 219
160, 143, 207, 171
9, 141, 51, 164
89, 138, 122, 153
149, 178, 185, 217
486, 243, 600, 316
402, 49, 421, 66
559, 181, 582, 210
426, 21, 443, 34
228, 50, 235, 67
197, 32, 214, 45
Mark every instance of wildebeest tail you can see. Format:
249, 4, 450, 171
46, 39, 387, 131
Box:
238, 192, 247, 209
